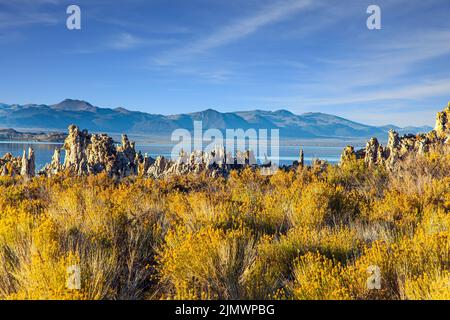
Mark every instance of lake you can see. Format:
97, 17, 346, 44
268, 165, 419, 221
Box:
0, 140, 365, 171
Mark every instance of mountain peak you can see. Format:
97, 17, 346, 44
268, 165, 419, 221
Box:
189, 108, 222, 117
114, 107, 131, 113
274, 109, 294, 116
203, 108, 220, 114
51, 99, 97, 112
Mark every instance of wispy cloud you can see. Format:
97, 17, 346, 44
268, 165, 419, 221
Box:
65, 32, 176, 54
0, 11, 59, 29
254, 28, 450, 113
0, 0, 61, 29
107, 32, 145, 50
155, 0, 313, 65
246, 22, 450, 126
278, 29, 450, 99
166, 66, 234, 82
264, 79, 450, 107
96, 17, 191, 35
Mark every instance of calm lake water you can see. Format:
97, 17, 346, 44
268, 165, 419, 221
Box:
0, 141, 363, 171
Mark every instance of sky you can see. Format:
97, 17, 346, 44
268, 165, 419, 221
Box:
0, 0, 450, 126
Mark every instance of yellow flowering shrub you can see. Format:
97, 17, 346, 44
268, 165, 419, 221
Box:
158, 226, 255, 299
404, 271, 450, 300
0, 149, 448, 300
291, 181, 353, 227
292, 252, 351, 300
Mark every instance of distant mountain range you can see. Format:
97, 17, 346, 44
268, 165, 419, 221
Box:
0, 99, 433, 139
0, 128, 66, 142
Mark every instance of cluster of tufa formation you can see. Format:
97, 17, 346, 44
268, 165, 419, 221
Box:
0, 148, 35, 178
40, 125, 139, 177
38, 125, 266, 178
144, 147, 256, 179
340, 103, 450, 169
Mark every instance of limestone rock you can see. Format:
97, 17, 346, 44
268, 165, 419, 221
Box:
63, 125, 91, 174
0, 153, 20, 176
39, 148, 63, 176
298, 148, 305, 167
47, 126, 261, 179
20, 147, 35, 178
341, 104, 450, 170
435, 102, 450, 138
51, 148, 63, 174
340, 146, 356, 165
41, 125, 141, 177
0, 149, 35, 178
143, 147, 258, 179
311, 159, 328, 172
364, 137, 381, 167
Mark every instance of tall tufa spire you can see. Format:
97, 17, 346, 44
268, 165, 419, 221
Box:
20, 147, 35, 178
299, 148, 304, 167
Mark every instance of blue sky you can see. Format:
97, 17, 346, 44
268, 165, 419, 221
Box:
0, 0, 449, 126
